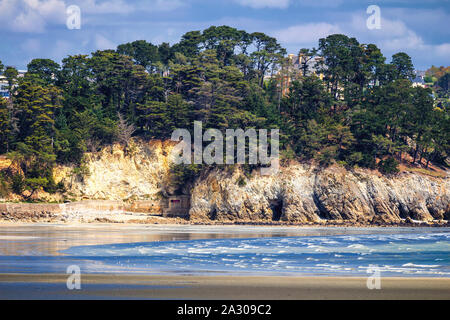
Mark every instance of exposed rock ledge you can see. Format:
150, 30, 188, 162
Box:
53, 140, 450, 225
0, 201, 187, 224
189, 164, 449, 225
2, 140, 448, 225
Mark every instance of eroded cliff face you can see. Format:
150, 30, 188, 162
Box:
55, 140, 177, 201
189, 164, 450, 224
55, 140, 449, 224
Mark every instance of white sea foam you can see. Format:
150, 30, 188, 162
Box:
402, 263, 440, 268
60, 230, 450, 277
306, 257, 319, 261
347, 244, 368, 249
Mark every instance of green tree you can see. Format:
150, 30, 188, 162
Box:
117, 40, 160, 72
250, 32, 286, 87
27, 59, 60, 85
0, 99, 10, 153
89, 50, 149, 119
8, 77, 63, 195
171, 31, 203, 58
437, 73, 450, 92
3, 66, 19, 97
202, 25, 245, 65
158, 42, 173, 65
318, 34, 363, 100
298, 48, 318, 77
59, 55, 95, 117
391, 52, 415, 80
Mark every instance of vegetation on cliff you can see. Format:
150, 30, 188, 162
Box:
0, 26, 449, 198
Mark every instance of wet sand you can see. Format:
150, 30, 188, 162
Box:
1, 222, 445, 256
1, 224, 449, 300
1, 274, 449, 300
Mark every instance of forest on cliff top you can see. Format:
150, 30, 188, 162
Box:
0, 26, 449, 198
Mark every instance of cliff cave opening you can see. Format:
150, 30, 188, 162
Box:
208, 208, 217, 220
270, 199, 283, 221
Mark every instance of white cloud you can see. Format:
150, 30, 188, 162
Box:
345, 14, 442, 58
435, 43, 450, 57
347, 14, 424, 49
74, 0, 184, 14
273, 10, 450, 68
233, 0, 291, 9
352, 13, 450, 66
386, 8, 450, 37
0, 0, 15, 16
11, 11, 45, 33
75, 0, 134, 14
27, 0, 66, 20
296, 0, 343, 7
0, 0, 66, 32
151, 0, 184, 12
274, 23, 342, 45
232, 0, 343, 9
0, 0, 185, 33
95, 33, 115, 50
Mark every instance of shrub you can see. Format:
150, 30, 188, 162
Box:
378, 157, 399, 175
316, 146, 337, 167
25, 177, 48, 196
11, 174, 25, 195
0, 174, 9, 197
236, 176, 247, 187
346, 152, 363, 167
169, 164, 202, 192
44, 175, 66, 194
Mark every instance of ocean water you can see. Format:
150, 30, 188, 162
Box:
0, 225, 449, 277
61, 231, 450, 277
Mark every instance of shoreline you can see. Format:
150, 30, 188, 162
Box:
1, 198, 449, 227
1, 218, 449, 228
0, 224, 448, 299
1, 274, 449, 300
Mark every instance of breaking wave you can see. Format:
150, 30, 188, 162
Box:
63, 232, 450, 277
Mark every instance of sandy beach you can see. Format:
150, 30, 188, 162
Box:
0, 274, 449, 300
0, 224, 448, 300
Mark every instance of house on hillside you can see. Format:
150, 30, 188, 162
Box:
412, 70, 426, 88
276, 53, 325, 96
0, 70, 26, 99
0, 76, 9, 98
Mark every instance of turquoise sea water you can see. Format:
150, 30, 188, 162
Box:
0, 226, 449, 277
62, 232, 450, 277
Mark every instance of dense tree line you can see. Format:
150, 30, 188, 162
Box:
424, 66, 450, 110
0, 26, 449, 197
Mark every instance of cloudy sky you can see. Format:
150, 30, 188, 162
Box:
0, 0, 449, 70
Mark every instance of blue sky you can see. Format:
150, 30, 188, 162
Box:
0, 0, 449, 70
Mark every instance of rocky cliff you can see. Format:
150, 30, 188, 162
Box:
190, 164, 449, 224
54, 139, 177, 202
51, 140, 449, 224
